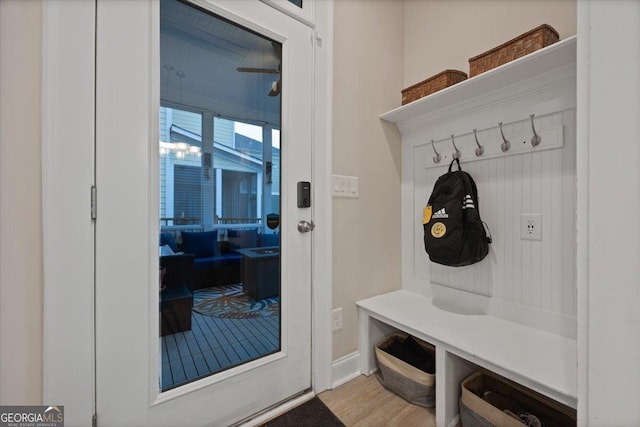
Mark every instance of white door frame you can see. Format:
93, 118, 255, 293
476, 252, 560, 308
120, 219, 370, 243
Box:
41, 1, 333, 425
575, 1, 640, 425
41, 2, 96, 425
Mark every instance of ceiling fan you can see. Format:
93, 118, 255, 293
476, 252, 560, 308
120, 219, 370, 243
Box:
236, 42, 281, 97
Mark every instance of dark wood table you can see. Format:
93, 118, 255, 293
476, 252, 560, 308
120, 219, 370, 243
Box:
235, 246, 280, 300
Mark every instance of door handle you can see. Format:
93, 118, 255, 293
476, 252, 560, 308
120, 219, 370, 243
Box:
297, 220, 315, 233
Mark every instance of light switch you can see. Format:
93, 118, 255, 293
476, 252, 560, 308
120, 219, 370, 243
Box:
332, 175, 358, 198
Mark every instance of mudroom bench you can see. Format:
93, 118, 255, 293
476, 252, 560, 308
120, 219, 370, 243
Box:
357, 290, 577, 427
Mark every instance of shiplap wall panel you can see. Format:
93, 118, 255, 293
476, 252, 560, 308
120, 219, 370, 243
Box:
413, 110, 576, 317
413, 149, 429, 282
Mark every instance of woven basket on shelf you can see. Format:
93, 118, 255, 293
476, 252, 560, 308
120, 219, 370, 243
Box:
375, 332, 436, 408
401, 70, 468, 105
468, 24, 560, 77
460, 371, 576, 427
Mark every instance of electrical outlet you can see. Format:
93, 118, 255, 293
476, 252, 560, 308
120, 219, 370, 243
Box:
521, 214, 542, 241
332, 308, 343, 331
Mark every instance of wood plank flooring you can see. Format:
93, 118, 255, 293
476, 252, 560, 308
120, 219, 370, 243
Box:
162, 316, 436, 426
161, 311, 280, 391
319, 374, 436, 427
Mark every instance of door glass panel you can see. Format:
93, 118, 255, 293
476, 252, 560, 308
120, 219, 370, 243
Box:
158, 0, 281, 392
288, 0, 303, 8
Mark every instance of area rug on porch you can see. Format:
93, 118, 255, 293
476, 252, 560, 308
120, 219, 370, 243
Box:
193, 284, 279, 319
262, 397, 345, 427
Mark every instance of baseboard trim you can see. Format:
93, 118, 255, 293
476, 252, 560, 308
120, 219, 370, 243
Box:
447, 415, 460, 427
331, 351, 361, 388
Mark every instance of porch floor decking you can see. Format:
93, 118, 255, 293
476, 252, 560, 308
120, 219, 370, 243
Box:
161, 311, 280, 391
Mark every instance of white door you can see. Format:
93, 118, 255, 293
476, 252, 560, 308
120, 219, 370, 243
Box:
95, 0, 313, 425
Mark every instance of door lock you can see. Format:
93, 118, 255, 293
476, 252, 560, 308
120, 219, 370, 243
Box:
297, 220, 315, 233
297, 181, 311, 208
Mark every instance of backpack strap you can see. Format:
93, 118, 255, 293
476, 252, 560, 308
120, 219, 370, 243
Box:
483, 222, 493, 244
448, 158, 461, 172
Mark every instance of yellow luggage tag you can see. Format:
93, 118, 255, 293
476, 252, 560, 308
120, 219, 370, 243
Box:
423, 205, 432, 224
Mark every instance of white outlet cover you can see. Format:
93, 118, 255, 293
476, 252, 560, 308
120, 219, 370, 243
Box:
521, 213, 542, 241
332, 307, 343, 331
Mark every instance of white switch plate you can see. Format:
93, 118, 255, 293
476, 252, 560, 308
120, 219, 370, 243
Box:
332, 308, 343, 331
332, 175, 358, 198
521, 213, 542, 241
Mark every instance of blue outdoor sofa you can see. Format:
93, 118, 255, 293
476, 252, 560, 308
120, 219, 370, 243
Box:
174, 229, 279, 289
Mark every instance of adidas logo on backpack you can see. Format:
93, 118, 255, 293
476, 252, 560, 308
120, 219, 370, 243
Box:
432, 208, 449, 219
423, 158, 492, 267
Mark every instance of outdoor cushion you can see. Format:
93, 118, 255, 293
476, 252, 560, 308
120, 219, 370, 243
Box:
181, 230, 218, 257
223, 253, 243, 262
228, 229, 257, 250
160, 245, 175, 256
258, 233, 279, 247
160, 232, 179, 252
193, 255, 231, 270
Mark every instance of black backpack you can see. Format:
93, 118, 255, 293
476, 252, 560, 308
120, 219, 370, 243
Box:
423, 158, 491, 266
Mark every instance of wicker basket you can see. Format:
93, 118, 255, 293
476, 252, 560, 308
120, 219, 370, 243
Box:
459, 371, 576, 427
402, 70, 468, 105
375, 332, 436, 407
468, 24, 559, 77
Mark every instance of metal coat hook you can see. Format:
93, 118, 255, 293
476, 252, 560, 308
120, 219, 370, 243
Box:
530, 114, 541, 147
498, 122, 511, 152
473, 129, 485, 157
431, 139, 442, 164
450, 134, 461, 160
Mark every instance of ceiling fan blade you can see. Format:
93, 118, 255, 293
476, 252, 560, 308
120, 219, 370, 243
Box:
236, 67, 280, 74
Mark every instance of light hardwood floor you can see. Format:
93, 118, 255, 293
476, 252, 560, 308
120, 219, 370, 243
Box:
318, 375, 436, 427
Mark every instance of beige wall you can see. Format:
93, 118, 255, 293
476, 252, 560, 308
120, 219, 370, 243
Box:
332, 0, 404, 359
0, 0, 578, 394
0, 0, 44, 404
332, 0, 576, 361
404, 0, 577, 87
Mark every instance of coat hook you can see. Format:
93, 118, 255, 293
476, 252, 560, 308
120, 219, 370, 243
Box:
473, 129, 484, 157
530, 114, 541, 147
450, 134, 461, 160
498, 122, 510, 152
431, 139, 442, 164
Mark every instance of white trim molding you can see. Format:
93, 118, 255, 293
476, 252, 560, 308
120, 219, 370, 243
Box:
311, 0, 334, 394
41, 1, 96, 426
260, 0, 315, 28
331, 352, 361, 389
576, 1, 640, 425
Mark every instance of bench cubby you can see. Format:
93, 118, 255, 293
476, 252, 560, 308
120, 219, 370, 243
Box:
358, 290, 576, 427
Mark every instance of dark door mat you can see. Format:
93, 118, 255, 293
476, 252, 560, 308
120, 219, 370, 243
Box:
263, 397, 345, 427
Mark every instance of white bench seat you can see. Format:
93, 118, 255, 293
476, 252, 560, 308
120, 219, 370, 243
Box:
357, 290, 577, 427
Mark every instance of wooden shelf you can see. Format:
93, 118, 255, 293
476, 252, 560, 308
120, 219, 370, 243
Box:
380, 36, 576, 127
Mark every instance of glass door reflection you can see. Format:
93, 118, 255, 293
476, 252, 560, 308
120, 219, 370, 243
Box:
158, 0, 281, 392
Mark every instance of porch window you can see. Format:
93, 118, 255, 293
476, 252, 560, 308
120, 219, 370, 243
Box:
159, 107, 279, 229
